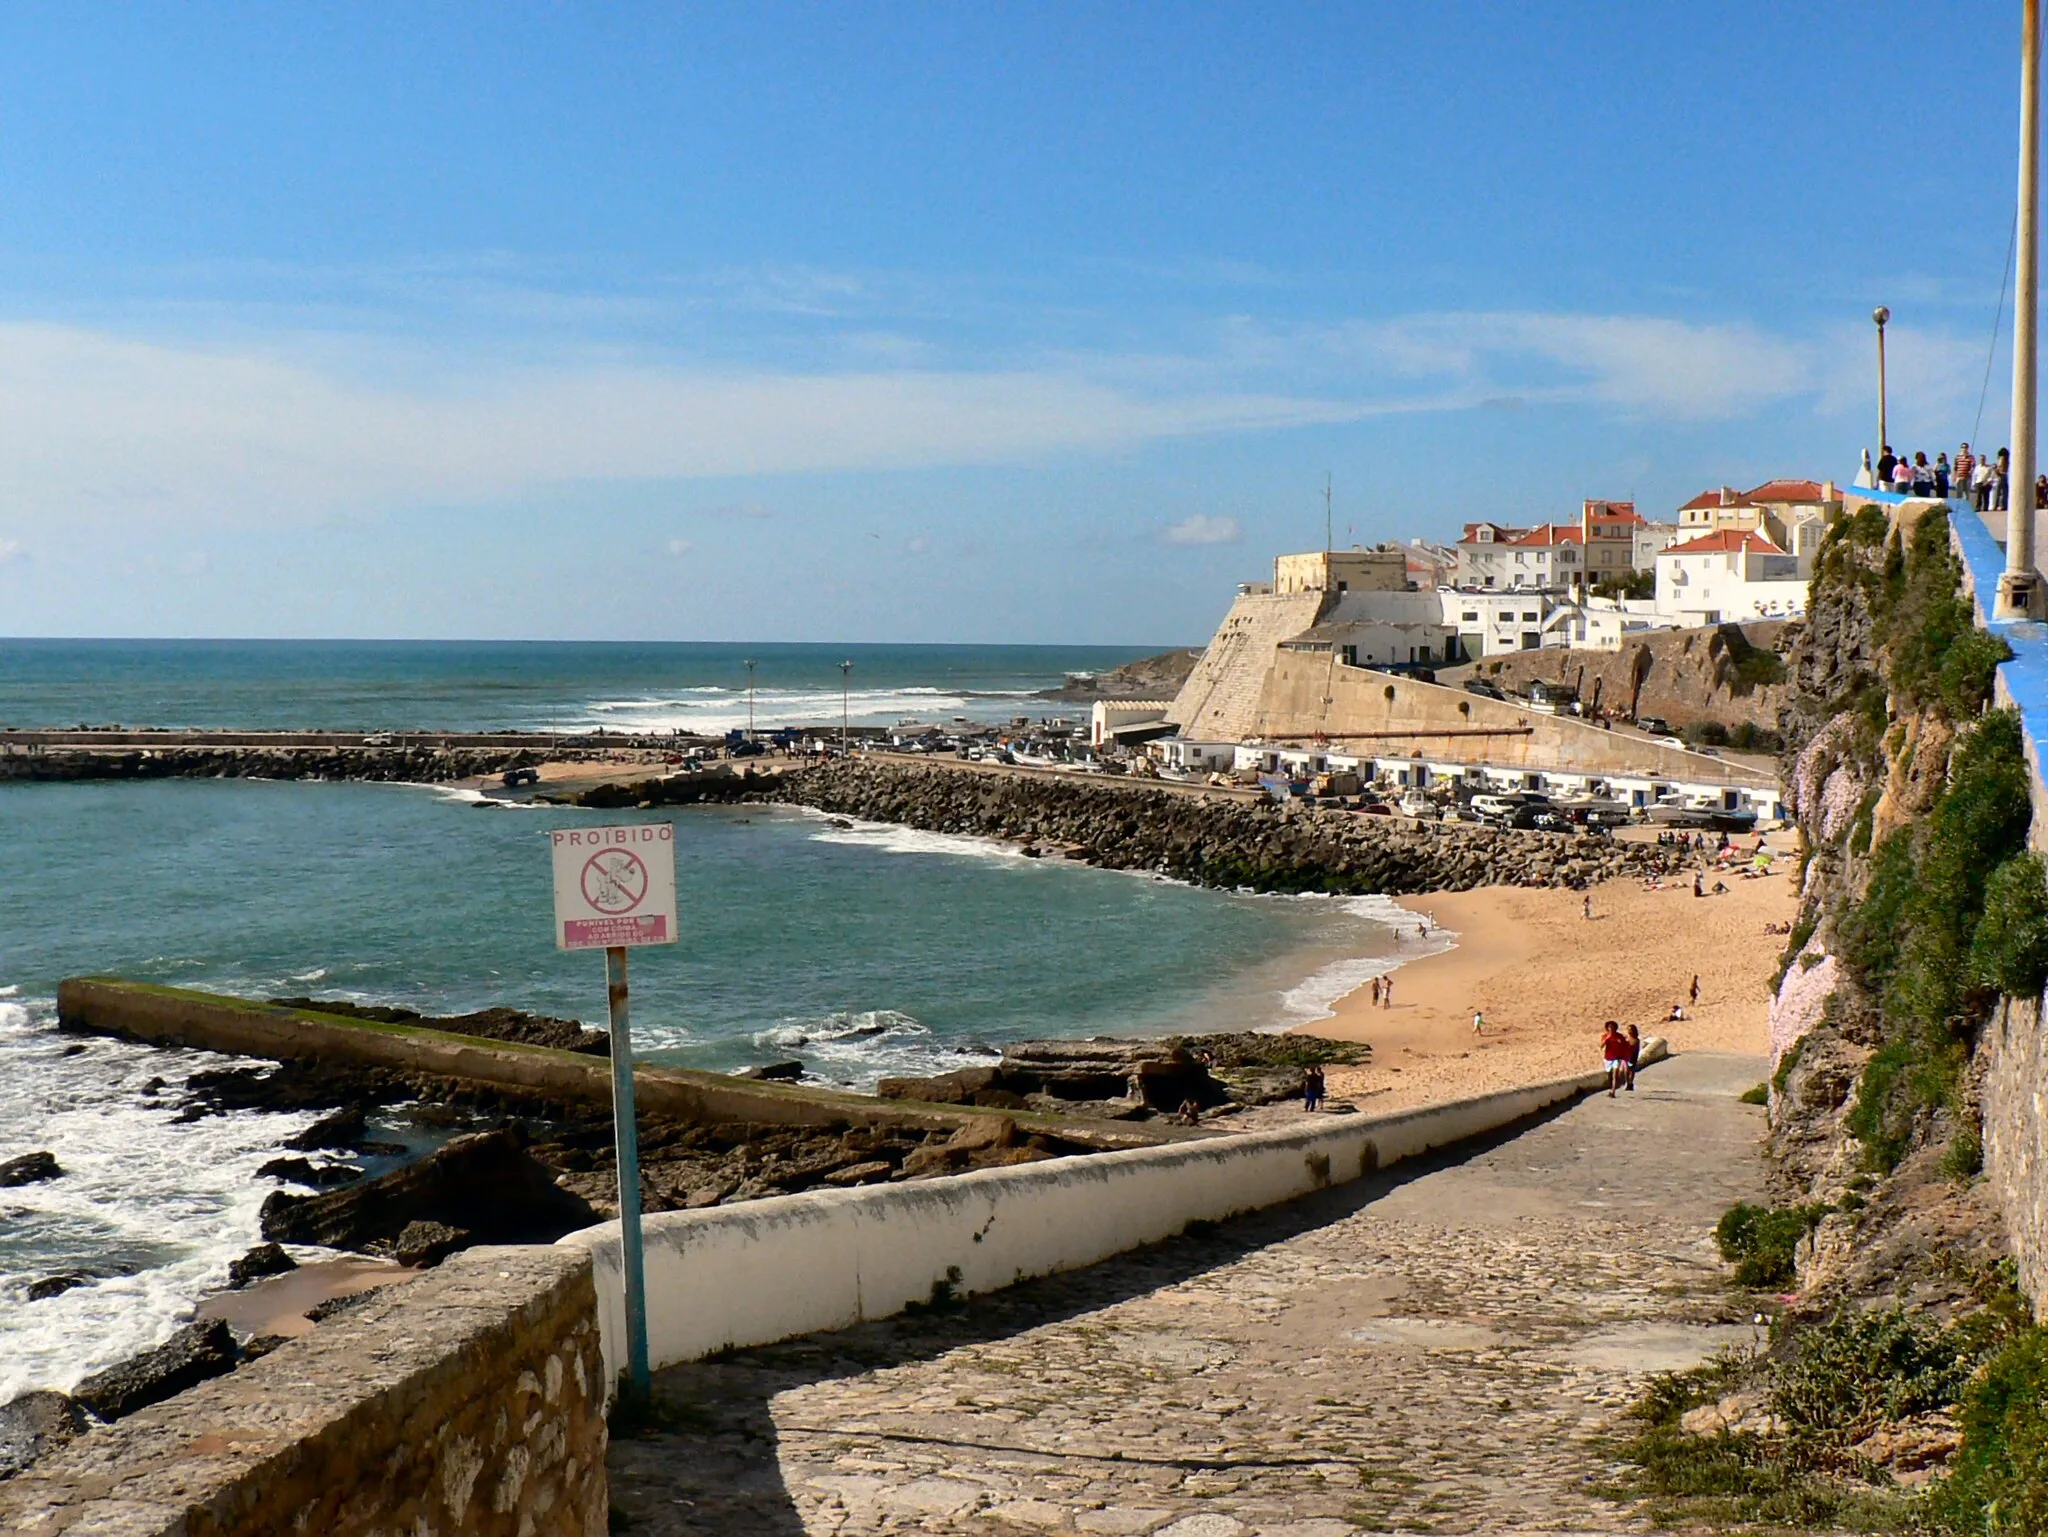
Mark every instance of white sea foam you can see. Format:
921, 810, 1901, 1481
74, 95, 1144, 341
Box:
1270, 894, 1459, 1030
0, 993, 324, 1399
571, 685, 1025, 736
749, 1009, 998, 1090
804, 811, 1030, 864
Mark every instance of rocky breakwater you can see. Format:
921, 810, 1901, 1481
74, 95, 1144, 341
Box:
0, 743, 543, 784
756, 760, 1687, 894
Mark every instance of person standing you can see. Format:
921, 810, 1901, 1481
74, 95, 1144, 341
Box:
1602, 1021, 1631, 1097
1583, 892, 1593, 921
1625, 1024, 1642, 1091
1877, 445, 1898, 486
1690, 974, 1700, 1008
1302, 1064, 1325, 1112
1957, 442, 1976, 493
1382, 975, 1393, 1009
1997, 448, 2012, 513
1935, 452, 1951, 498
1891, 456, 1915, 495
1473, 1007, 1485, 1035
1370, 975, 1382, 1007
1976, 454, 1997, 512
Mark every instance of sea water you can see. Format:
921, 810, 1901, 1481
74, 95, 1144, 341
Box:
0, 642, 1427, 1397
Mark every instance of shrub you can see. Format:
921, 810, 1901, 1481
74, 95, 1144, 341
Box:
1924, 1326, 2048, 1535
1770, 1307, 1974, 1443
1715, 1202, 1825, 1289
1940, 1127, 1984, 1182
1686, 719, 1732, 747
1971, 853, 2048, 999
1739, 1082, 1768, 1105
1941, 627, 2014, 717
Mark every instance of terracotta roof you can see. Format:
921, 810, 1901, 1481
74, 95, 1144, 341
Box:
1745, 478, 1830, 504
1507, 524, 1583, 547
1458, 522, 1530, 542
1661, 529, 1789, 556
1679, 487, 1751, 512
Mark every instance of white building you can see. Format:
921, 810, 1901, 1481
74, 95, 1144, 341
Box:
1545, 596, 1672, 651
1089, 700, 1174, 748
1632, 521, 1685, 572
1654, 530, 1806, 625
1452, 522, 1531, 589
1278, 589, 1462, 668
1441, 590, 1562, 657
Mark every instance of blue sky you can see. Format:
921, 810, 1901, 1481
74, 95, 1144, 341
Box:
0, 2, 2030, 642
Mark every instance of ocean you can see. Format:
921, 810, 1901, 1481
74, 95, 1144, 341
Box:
0, 641, 1434, 1399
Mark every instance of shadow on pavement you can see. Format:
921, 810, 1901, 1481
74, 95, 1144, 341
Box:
604, 1092, 1588, 1535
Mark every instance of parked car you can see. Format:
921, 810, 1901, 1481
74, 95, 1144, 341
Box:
1635, 716, 1670, 735
1463, 679, 1507, 700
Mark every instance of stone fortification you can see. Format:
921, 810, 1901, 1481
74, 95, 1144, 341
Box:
0, 1246, 606, 1537
1165, 588, 1327, 740
760, 760, 1687, 892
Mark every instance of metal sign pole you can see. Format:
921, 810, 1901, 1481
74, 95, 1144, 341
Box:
605, 944, 652, 1401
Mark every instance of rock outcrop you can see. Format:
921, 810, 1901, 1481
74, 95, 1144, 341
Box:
259, 1129, 597, 1257
71, 1320, 238, 1423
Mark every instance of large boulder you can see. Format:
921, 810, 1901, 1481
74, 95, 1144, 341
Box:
0, 1151, 62, 1187
72, 1319, 238, 1422
260, 1129, 597, 1256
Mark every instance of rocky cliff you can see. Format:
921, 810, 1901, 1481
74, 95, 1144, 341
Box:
1439, 620, 1793, 734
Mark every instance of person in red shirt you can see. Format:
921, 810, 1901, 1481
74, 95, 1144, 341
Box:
1602, 1021, 1631, 1097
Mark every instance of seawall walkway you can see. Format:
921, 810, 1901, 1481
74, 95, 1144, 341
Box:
607, 1052, 1770, 1536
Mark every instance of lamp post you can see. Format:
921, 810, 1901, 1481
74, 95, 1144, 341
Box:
1872, 306, 1890, 461
2005, 0, 2043, 617
744, 658, 757, 741
840, 659, 853, 755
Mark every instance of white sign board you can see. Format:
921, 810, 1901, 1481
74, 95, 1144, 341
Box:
550, 824, 679, 950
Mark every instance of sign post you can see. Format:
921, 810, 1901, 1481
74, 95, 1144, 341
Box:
550, 822, 678, 1403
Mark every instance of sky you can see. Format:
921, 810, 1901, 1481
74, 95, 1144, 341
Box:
0, 2, 2033, 643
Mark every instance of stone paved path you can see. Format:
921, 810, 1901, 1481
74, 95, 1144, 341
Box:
608, 1053, 1770, 1536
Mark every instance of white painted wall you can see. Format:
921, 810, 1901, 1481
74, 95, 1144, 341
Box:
561, 1049, 1664, 1389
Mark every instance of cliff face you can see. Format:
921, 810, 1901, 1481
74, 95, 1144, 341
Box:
1439, 620, 1794, 733
1764, 505, 2013, 1310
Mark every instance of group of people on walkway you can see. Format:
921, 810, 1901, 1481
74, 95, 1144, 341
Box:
1858, 442, 2048, 512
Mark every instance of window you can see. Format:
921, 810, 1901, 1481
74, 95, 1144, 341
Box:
1522, 612, 1538, 622
1462, 611, 1478, 622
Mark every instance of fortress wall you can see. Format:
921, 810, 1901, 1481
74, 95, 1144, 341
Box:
1165, 590, 1328, 741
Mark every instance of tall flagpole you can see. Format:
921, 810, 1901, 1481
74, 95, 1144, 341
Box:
2003, 0, 2042, 616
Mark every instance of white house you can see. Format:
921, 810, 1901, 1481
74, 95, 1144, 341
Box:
1654, 530, 1807, 625
1546, 596, 1672, 651
1452, 522, 1531, 589
1500, 524, 1583, 589
1440, 590, 1561, 657
1278, 589, 1462, 668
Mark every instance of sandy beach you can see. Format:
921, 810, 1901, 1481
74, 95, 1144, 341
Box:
1301, 851, 1800, 1112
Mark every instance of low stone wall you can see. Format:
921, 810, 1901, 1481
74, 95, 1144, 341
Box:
562, 1044, 1664, 1384
750, 761, 1690, 894
0, 1247, 606, 1537
0, 743, 544, 783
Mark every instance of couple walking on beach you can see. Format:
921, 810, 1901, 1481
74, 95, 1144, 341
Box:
1601, 1020, 1642, 1096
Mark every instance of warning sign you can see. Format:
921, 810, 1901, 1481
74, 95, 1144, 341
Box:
550, 824, 678, 950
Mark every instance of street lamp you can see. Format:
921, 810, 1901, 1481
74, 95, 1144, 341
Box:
840, 659, 853, 754
1872, 306, 1890, 460
744, 658, 757, 741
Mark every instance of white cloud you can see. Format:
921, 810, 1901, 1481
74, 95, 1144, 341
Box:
0, 322, 1359, 526
0, 303, 1922, 532
0, 538, 21, 563
905, 534, 931, 553
665, 538, 693, 557
1163, 514, 1241, 546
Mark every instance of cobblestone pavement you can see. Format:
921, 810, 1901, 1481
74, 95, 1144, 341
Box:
609, 1053, 1771, 1536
